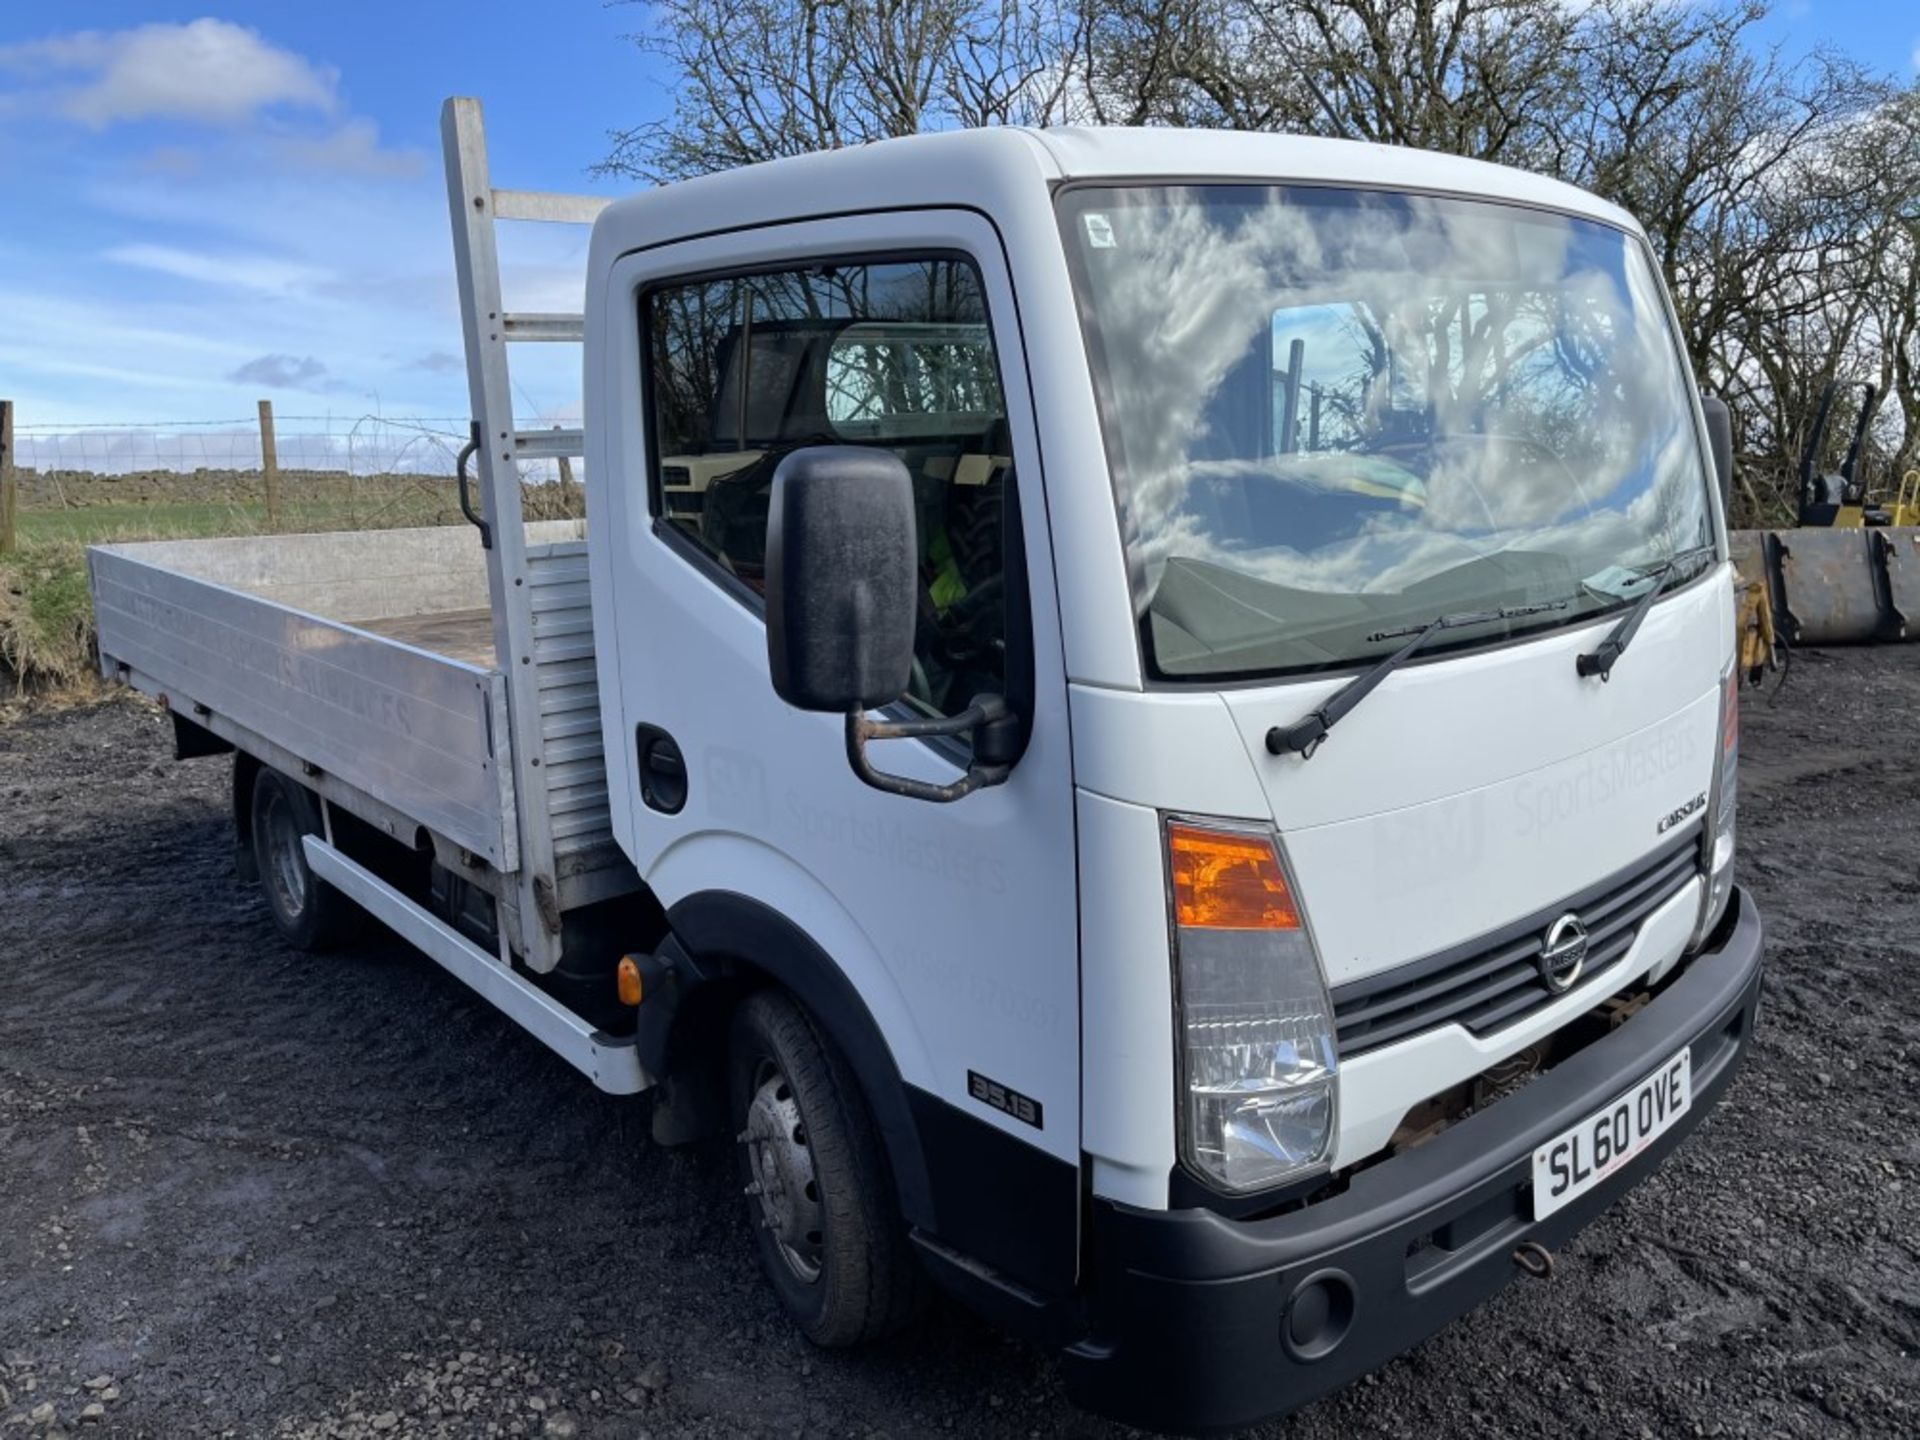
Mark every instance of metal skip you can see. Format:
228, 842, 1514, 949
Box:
1731, 527, 1914, 646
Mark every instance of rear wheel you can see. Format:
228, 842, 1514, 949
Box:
250, 768, 361, 952
729, 990, 916, 1346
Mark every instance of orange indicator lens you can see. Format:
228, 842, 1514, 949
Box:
1168, 822, 1301, 931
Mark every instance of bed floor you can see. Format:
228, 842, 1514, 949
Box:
357, 608, 498, 668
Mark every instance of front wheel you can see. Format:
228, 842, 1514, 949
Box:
729, 990, 916, 1346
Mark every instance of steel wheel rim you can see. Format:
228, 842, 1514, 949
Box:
261, 790, 309, 923
742, 1058, 825, 1284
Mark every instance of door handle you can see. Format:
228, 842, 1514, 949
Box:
635, 725, 687, 814
456, 421, 492, 550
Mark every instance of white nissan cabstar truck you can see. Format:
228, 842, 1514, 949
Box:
88, 99, 1762, 1431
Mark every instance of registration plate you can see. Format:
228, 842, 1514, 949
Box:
1531, 1048, 1691, 1219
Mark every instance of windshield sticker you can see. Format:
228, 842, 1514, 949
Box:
1583, 564, 1657, 601
1083, 213, 1117, 249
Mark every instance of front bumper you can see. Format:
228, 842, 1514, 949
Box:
1064, 885, 1765, 1434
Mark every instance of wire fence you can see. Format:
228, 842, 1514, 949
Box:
3, 408, 584, 545
13, 414, 474, 478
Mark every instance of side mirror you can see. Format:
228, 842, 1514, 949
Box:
765, 444, 1017, 805
765, 445, 918, 713
1701, 395, 1734, 516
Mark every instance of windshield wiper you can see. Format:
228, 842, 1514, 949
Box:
1264, 544, 1718, 759
1266, 599, 1571, 760
1575, 544, 1718, 682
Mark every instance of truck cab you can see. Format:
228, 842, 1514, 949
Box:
93, 105, 1763, 1433
577, 124, 1758, 1428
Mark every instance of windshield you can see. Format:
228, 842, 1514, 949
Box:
1059, 185, 1714, 680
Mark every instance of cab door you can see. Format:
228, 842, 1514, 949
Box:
590, 211, 1080, 1292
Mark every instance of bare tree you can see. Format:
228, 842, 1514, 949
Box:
605, 0, 1919, 523
599, 0, 1086, 183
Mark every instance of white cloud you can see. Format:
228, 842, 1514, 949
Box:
280, 117, 424, 178
227, 353, 332, 390
0, 22, 420, 178
0, 19, 337, 129
105, 242, 329, 295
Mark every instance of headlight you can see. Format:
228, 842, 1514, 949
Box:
1166, 819, 1337, 1193
1691, 661, 1738, 948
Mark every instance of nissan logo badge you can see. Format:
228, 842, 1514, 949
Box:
1539, 913, 1589, 994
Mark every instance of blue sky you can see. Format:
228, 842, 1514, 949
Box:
0, 2, 659, 432
0, 3, 1915, 432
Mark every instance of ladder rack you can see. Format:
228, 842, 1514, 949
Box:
440, 95, 611, 974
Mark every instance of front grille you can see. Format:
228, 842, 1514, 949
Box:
1331, 829, 1704, 1058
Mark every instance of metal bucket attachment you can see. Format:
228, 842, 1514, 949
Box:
1771, 528, 1897, 645
1873, 528, 1920, 639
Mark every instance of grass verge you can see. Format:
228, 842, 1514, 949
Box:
2, 471, 583, 707
2, 490, 465, 699
0, 543, 99, 696
15, 491, 467, 545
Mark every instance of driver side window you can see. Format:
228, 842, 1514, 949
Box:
643, 256, 1012, 718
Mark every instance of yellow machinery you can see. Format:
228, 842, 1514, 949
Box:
1799, 380, 1887, 528
1888, 469, 1920, 527
1736, 568, 1778, 684
1727, 532, 1782, 686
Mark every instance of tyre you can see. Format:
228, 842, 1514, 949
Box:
729, 989, 916, 1346
250, 768, 362, 952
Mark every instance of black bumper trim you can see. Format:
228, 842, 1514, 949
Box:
1063, 886, 1764, 1434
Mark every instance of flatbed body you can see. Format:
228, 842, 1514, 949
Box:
90, 520, 631, 921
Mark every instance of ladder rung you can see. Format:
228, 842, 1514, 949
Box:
503, 312, 584, 343
491, 188, 609, 225
513, 428, 586, 459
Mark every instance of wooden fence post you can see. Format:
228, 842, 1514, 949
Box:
257, 398, 280, 531
554, 425, 577, 516
0, 400, 16, 556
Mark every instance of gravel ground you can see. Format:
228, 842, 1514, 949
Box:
2, 649, 1916, 1439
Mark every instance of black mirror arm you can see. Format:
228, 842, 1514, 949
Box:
845, 695, 1016, 804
